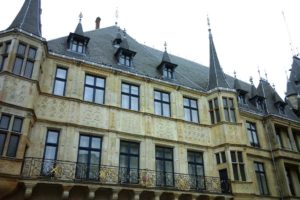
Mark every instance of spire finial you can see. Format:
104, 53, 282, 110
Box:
164, 41, 167, 52
234, 70, 237, 78
272, 83, 276, 90
115, 7, 119, 26
207, 15, 211, 33
79, 12, 83, 23
264, 70, 268, 81
258, 67, 261, 80
250, 76, 254, 85
123, 28, 127, 37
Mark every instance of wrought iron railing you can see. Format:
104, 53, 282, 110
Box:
21, 157, 231, 194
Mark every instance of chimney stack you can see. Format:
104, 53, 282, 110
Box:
95, 17, 101, 29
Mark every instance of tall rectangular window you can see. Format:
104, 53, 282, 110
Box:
163, 66, 174, 79
121, 83, 139, 111
0, 41, 11, 71
231, 151, 246, 181
42, 130, 59, 176
184, 97, 199, 123
0, 114, 11, 155
84, 74, 105, 104
246, 122, 260, 147
119, 141, 139, 184
188, 151, 205, 190
292, 130, 299, 151
275, 127, 283, 148
76, 135, 102, 180
223, 97, 236, 122
254, 162, 269, 195
208, 98, 220, 124
12, 43, 36, 78
53, 67, 67, 96
154, 90, 170, 117
156, 146, 174, 187
216, 151, 226, 164
285, 168, 295, 196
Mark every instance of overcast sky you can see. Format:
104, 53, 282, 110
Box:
1, 0, 300, 98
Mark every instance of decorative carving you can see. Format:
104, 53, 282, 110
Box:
140, 170, 155, 187
99, 166, 118, 184
175, 174, 190, 190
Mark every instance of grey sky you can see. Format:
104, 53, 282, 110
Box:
1, 0, 300, 97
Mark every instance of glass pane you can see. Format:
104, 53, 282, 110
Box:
248, 130, 253, 144
90, 151, 100, 164
162, 93, 169, 102
231, 151, 236, 162
6, 135, 19, 157
184, 98, 189, 107
240, 164, 246, 181
230, 110, 236, 122
120, 155, 128, 167
0, 133, 6, 154
0, 115, 10, 130
246, 122, 251, 129
122, 83, 129, 93
196, 165, 204, 176
24, 61, 34, 78
130, 143, 139, 155
85, 75, 95, 85
53, 80, 65, 96
156, 160, 163, 171
222, 98, 228, 107
44, 146, 57, 160
56, 68, 67, 79
12, 117, 23, 133
91, 137, 101, 149
120, 142, 128, 153
221, 152, 226, 162
216, 110, 220, 122
155, 101, 162, 115
28, 47, 37, 59
122, 94, 129, 109
189, 164, 196, 175
130, 156, 138, 168
216, 153, 220, 164
209, 100, 213, 110
154, 91, 161, 100
131, 85, 139, 95
131, 97, 139, 111
78, 45, 83, 53
156, 148, 163, 158
162, 103, 170, 117
95, 89, 104, 104
17, 44, 26, 55
80, 136, 89, 147
214, 98, 219, 108
237, 152, 243, 162
195, 153, 203, 163
47, 131, 58, 144
224, 109, 230, 121
13, 57, 23, 75
229, 99, 234, 108
232, 164, 239, 180
192, 110, 198, 122
165, 161, 173, 172
96, 77, 105, 87
78, 150, 88, 163
184, 108, 191, 121
84, 87, 94, 102
71, 43, 77, 51
188, 152, 194, 162
164, 148, 173, 159
191, 99, 197, 108
5, 42, 11, 53
261, 174, 268, 194
1, 56, 7, 70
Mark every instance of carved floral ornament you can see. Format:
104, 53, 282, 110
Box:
175, 175, 191, 191
99, 167, 118, 183
140, 170, 155, 187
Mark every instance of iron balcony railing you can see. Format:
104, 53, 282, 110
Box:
21, 157, 231, 194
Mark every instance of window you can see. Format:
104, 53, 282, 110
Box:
216, 151, 226, 164
119, 54, 132, 67
188, 151, 205, 190
254, 162, 269, 195
275, 127, 283, 148
256, 98, 265, 111
0, 41, 11, 71
119, 141, 139, 184
246, 122, 260, 147
76, 135, 102, 180
154, 90, 170, 117
292, 130, 299, 151
121, 83, 139, 111
278, 104, 285, 115
0, 114, 23, 157
231, 151, 246, 181
163, 66, 174, 79
285, 167, 296, 196
42, 130, 59, 176
238, 93, 246, 104
12, 42, 37, 78
70, 40, 84, 53
184, 97, 199, 123
208, 98, 220, 124
53, 67, 67, 96
84, 74, 105, 104
223, 97, 236, 122
156, 146, 174, 187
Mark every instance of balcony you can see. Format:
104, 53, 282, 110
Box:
21, 157, 231, 195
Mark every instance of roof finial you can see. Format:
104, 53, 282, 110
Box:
164, 41, 167, 52
207, 15, 211, 33
250, 76, 253, 85
79, 12, 83, 23
115, 7, 119, 26
234, 70, 237, 78
272, 83, 276, 90
257, 67, 261, 80
123, 28, 127, 37
264, 70, 268, 81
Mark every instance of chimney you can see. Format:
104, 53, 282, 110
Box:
95, 17, 101, 29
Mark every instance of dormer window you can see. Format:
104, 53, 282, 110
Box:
71, 40, 84, 53
278, 104, 285, 115
238, 93, 246, 105
163, 66, 174, 79
115, 45, 136, 68
119, 53, 132, 67
256, 98, 265, 111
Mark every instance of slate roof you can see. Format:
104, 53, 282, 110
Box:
47, 25, 300, 121
7, 0, 42, 37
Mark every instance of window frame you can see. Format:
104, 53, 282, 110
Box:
230, 151, 246, 181
155, 146, 174, 187
184, 97, 199, 123
254, 162, 269, 195
187, 151, 205, 190
83, 74, 106, 104
163, 66, 174, 79
222, 97, 236, 122
121, 82, 140, 111
119, 54, 132, 67
0, 41, 11, 71
53, 67, 68, 96
154, 90, 171, 117
246, 121, 260, 147
208, 98, 220, 124
216, 151, 226, 164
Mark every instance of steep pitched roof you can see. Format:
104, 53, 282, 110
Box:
7, 0, 42, 37
75, 22, 84, 36
289, 56, 300, 82
207, 28, 230, 90
286, 80, 297, 97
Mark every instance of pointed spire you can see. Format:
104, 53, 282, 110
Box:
162, 41, 171, 63
286, 79, 297, 97
207, 16, 230, 90
7, 0, 42, 37
74, 12, 84, 36
249, 76, 259, 99
289, 56, 300, 82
